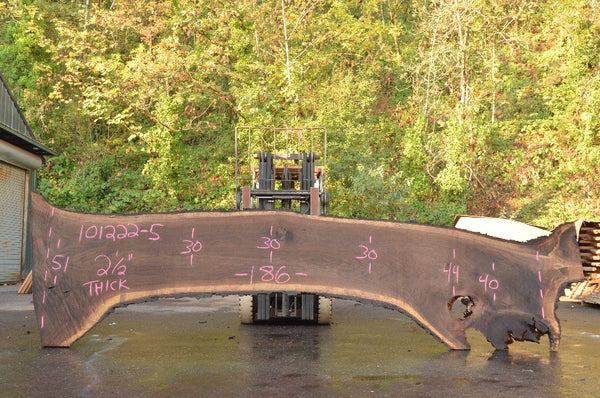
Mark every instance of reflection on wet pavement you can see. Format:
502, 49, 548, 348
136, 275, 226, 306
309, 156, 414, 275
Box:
2, 292, 600, 397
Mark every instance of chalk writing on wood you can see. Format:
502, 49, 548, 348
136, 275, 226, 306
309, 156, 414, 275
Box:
180, 228, 203, 266
443, 248, 460, 297
78, 223, 163, 242
478, 262, 499, 302
30, 193, 584, 350
234, 225, 308, 284
355, 235, 378, 274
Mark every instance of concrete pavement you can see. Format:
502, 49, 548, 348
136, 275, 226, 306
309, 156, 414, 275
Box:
2, 284, 600, 397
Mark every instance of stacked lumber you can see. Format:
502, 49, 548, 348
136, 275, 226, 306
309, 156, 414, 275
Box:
572, 222, 600, 304
17, 271, 33, 294
579, 222, 600, 278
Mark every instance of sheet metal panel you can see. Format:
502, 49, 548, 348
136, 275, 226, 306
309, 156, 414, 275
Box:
0, 76, 29, 137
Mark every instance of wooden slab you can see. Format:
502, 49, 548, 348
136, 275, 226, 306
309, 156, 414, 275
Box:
30, 193, 583, 350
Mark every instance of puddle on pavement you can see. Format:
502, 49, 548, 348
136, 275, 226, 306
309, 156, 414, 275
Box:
2, 297, 600, 397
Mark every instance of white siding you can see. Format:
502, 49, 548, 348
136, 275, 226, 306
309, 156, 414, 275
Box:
0, 161, 26, 282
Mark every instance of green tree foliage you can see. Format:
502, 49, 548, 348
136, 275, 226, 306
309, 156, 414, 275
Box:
2, 0, 600, 227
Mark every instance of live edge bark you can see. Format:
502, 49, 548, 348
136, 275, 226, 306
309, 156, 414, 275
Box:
30, 192, 583, 350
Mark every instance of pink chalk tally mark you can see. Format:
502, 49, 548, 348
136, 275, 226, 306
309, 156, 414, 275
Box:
269, 226, 276, 263
443, 248, 459, 295
356, 235, 378, 274
191, 228, 194, 265
537, 250, 545, 319
478, 262, 499, 302
42, 209, 57, 333
180, 227, 202, 266
257, 225, 280, 264
190, 228, 195, 265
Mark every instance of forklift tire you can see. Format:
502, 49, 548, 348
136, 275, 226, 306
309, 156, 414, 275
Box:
317, 296, 332, 325
239, 295, 254, 324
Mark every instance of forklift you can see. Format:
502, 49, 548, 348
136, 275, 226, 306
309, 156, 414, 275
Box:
234, 126, 332, 324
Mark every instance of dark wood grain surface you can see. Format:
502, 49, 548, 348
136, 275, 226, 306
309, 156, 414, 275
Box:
30, 193, 583, 350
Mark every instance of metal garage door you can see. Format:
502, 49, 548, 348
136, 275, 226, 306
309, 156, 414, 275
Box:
0, 161, 26, 283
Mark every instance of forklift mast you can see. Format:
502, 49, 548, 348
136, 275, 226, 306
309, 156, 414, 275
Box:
234, 127, 329, 215
234, 127, 331, 324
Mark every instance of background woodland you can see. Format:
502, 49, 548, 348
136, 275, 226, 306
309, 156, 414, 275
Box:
2, 0, 600, 228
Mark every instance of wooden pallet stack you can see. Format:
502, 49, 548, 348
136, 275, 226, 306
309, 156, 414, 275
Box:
574, 222, 600, 304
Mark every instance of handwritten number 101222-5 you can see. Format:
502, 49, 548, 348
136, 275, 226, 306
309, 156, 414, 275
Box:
78, 223, 163, 242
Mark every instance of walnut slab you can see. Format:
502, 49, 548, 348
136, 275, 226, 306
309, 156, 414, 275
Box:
30, 193, 583, 350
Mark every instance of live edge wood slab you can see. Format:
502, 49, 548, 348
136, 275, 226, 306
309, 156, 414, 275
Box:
30, 192, 583, 350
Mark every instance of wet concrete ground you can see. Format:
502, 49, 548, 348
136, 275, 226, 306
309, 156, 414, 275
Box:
1, 284, 600, 397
